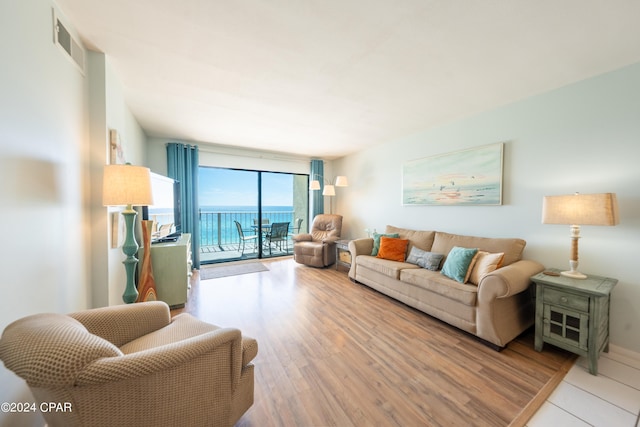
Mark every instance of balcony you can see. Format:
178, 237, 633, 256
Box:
199, 209, 301, 263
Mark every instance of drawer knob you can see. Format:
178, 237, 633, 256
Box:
560, 296, 568, 303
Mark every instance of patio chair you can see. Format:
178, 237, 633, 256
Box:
234, 220, 258, 256
291, 218, 304, 234
264, 222, 290, 255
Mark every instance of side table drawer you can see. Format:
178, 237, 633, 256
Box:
543, 287, 589, 312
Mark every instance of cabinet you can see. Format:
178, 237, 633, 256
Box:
140, 233, 192, 309
531, 269, 616, 375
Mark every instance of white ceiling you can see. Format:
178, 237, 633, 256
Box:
56, 0, 640, 159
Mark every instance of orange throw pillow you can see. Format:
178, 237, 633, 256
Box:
376, 236, 409, 262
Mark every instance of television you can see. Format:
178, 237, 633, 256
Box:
142, 172, 181, 243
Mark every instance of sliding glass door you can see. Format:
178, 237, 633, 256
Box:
198, 167, 308, 264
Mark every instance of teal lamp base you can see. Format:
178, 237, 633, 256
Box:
121, 206, 140, 303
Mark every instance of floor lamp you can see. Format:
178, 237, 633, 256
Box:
542, 192, 619, 279
310, 175, 348, 214
103, 164, 154, 303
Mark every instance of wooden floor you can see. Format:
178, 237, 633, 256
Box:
173, 258, 575, 427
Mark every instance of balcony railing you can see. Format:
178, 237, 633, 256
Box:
199, 209, 296, 250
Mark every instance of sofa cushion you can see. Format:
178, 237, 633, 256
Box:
376, 236, 409, 262
441, 247, 479, 283
357, 255, 420, 280
400, 268, 478, 306
431, 232, 525, 266
371, 233, 400, 256
406, 247, 444, 271
469, 251, 504, 285
385, 226, 436, 253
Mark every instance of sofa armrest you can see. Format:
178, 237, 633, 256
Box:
292, 233, 312, 242
69, 301, 172, 347
476, 259, 544, 347
348, 238, 374, 279
76, 328, 243, 387
478, 259, 545, 301
349, 238, 373, 257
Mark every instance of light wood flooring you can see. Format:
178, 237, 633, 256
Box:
174, 258, 580, 426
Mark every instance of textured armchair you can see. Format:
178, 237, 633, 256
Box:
0, 301, 257, 427
292, 214, 343, 267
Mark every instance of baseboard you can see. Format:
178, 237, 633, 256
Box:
606, 344, 640, 370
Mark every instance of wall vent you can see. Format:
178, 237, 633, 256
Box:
52, 8, 85, 74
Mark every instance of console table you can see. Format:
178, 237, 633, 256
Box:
531, 269, 616, 375
140, 233, 192, 308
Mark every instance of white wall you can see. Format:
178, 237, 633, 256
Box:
147, 137, 311, 175
334, 62, 640, 354
0, 2, 148, 424
86, 51, 149, 308
0, 1, 88, 424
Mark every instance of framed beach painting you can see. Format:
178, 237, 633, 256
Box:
402, 143, 504, 206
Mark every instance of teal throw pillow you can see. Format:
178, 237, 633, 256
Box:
371, 233, 399, 256
441, 247, 479, 283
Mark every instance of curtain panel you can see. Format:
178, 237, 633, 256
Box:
310, 159, 324, 218
166, 143, 200, 268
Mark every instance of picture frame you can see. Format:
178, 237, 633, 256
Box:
109, 129, 126, 165
402, 142, 504, 206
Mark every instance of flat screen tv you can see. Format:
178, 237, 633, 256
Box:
142, 172, 181, 243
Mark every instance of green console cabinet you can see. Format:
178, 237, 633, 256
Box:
139, 233, 192, 308
531, 269, 616, 375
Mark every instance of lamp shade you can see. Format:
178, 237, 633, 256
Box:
335, 176, 348, 187
542, 193, 619, 226
103, 164, 154, 207
309, 180, 321, 190
322, 184, 336, 196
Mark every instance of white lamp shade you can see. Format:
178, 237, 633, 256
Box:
103, 164, 154, 206
322, 184, 336, 196
309, 180, 321, 190
335, 176, 348, 187
542, 193, 619, 226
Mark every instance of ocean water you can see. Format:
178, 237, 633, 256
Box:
199, 206, 295, 246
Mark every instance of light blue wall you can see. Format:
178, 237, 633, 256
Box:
334, 62, 640, 354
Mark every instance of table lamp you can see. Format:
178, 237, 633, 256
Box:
103, 164, 154, 303
542, 192, 619, 279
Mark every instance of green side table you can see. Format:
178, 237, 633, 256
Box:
531, 269, 617, 375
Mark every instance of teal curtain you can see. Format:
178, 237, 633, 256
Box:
167, 143, 200, 268
310, 159, 324, 218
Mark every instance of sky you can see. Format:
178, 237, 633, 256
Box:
199, 167, 295, 207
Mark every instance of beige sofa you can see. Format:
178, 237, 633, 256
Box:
348, 226, 544, 348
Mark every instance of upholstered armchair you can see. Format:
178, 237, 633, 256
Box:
0, 301, 257, 427
292, 214, 343, 267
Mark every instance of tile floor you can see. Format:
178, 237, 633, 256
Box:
528, 346, 640, 427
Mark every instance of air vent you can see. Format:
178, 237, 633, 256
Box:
52, 8, 85, 74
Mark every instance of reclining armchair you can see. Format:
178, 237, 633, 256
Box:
292, 214, 343, 267
0, 301, 257, 427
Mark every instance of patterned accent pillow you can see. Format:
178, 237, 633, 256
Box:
406, 247, 444, 271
